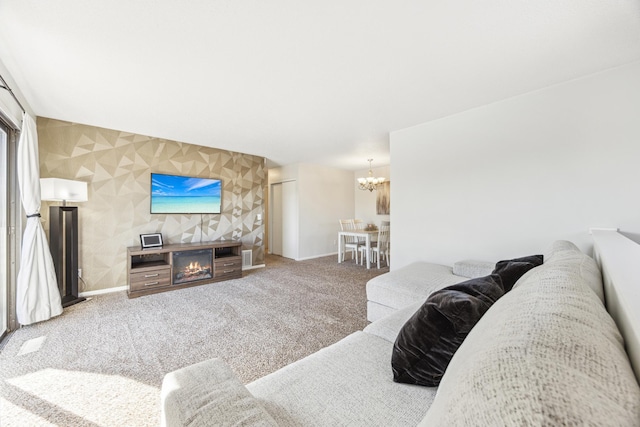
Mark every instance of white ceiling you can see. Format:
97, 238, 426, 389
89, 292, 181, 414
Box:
0, 1, 639, 170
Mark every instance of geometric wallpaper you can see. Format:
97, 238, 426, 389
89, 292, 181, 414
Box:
37, 117, 266, 293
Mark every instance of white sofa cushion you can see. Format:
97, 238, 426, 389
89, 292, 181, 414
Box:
366, 300, 398, 323
366, 262, 466, 312
452, 259, 495, 278
420, 251, 640, 426
364, 301, 423, 343
248, 331, 436, 426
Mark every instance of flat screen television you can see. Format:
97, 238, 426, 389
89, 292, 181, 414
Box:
150, 173, 222, 214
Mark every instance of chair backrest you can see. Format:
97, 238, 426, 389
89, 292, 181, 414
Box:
339, 219, 355, 231
377, 224, 390, 249
353, 219, 365, 230
339, 219, 358, 244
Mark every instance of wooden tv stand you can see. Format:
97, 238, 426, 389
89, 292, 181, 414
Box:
126, 241, 242, 298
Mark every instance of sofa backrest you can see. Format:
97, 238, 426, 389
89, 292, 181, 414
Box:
543, 239, 605, 302
419, 241, 640, 426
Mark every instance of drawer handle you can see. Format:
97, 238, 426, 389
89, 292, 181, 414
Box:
144, 281, 159, 286
223, 263, 235, 267
223, 269, 235, 274
144, 273, 159, 278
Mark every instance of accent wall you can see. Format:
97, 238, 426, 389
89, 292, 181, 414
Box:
38, 118, 266, 293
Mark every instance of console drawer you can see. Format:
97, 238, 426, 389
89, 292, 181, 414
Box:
214, 257, 242, 279
214, 269, 241, 279
214, 257, 241, 269
130, 268, 172, 291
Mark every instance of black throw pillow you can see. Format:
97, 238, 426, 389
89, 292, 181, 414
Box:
492, 254, 543, 292
392, 274, 505, 387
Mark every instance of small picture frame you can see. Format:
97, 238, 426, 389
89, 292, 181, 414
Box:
140, 233, 163, 249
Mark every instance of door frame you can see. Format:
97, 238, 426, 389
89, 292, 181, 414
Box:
0, 116, 19, 339
269, 179, 298, 259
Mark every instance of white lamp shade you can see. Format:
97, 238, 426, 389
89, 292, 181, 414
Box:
40, 178, 88, 202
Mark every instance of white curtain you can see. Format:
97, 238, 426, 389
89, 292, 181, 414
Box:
16, 113, 62, 325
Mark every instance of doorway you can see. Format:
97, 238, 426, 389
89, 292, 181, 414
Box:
270, 180, 298, 260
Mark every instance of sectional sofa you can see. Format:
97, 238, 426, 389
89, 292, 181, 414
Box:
161, 240, 640, 426
366, 259, 495, 322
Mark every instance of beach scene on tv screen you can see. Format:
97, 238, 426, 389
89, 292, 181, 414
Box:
151, 174, 222, 214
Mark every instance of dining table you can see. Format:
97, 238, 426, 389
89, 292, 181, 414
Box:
337, 229, 379, 269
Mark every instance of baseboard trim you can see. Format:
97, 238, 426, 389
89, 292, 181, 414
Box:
79, 286, 127, 298
242, 264, 265, 271
296, 252, 338, 261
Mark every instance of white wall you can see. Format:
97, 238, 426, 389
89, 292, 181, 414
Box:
354, 165, 390, 227
269, 163, 354, 260
390, 61, 640, 270
298, 163, 354, 260
268, 164, 299, 183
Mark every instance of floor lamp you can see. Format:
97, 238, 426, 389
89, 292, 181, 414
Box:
40, 178, 88, 307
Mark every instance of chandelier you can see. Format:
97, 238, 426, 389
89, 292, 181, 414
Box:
357, 159, 385, 192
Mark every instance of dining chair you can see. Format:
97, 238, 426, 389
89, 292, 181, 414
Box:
339, 219, 360, 263
379, 221, 390, 266
358, 220, 388, 265
359, 222, 390, 268
352, 219, 368, 245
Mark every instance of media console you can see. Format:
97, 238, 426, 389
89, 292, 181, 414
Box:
126, 241, 242, 298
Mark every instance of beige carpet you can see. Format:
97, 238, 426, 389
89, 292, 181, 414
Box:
0, 254, 388, 426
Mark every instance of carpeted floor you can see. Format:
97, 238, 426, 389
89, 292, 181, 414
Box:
0, 254, 388, 426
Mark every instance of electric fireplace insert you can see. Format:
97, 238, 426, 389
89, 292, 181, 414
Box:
172, 248, 213, 285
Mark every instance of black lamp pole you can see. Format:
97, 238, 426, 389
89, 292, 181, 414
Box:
49, 204, 85, 307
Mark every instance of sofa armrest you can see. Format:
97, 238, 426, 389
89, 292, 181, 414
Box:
161, 358, 278, 427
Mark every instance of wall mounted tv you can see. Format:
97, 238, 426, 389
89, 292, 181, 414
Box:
150, 173, 222, 214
